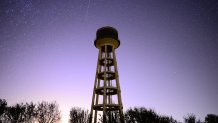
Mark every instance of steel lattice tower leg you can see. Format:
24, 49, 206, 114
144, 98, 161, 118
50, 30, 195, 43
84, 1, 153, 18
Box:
90, 27, 124, 123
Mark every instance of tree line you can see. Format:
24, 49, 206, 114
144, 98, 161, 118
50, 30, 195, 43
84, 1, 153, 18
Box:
1, 99, 218, 123
0, 99, 61, 123
69, 107, 218, 123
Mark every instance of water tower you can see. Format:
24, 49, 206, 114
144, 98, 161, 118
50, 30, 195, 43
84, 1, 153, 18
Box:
90, 26, 124, 123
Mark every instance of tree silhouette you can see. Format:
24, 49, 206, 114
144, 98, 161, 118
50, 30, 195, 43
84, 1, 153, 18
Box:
159, 116, 177, 123
184, 114, 196, 123
0, 99, 7, 115
1, 101, 37, 123
0, 99, 7, 122
125, 107, 177, 123
205, 114, 218, 123
37, 101, 61, 123
23, 102, 37, 122
69, 107, 90, 123
6, 103, 26, 122
125, 107, 158, 123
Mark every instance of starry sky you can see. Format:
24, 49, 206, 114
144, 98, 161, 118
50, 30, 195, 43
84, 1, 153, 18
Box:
0, 0, 218, 122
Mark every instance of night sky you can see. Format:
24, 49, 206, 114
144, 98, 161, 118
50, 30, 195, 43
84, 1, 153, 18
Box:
0, 0, 218, 122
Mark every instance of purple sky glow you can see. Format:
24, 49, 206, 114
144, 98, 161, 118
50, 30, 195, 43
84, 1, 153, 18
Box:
0, 0, 218, 122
